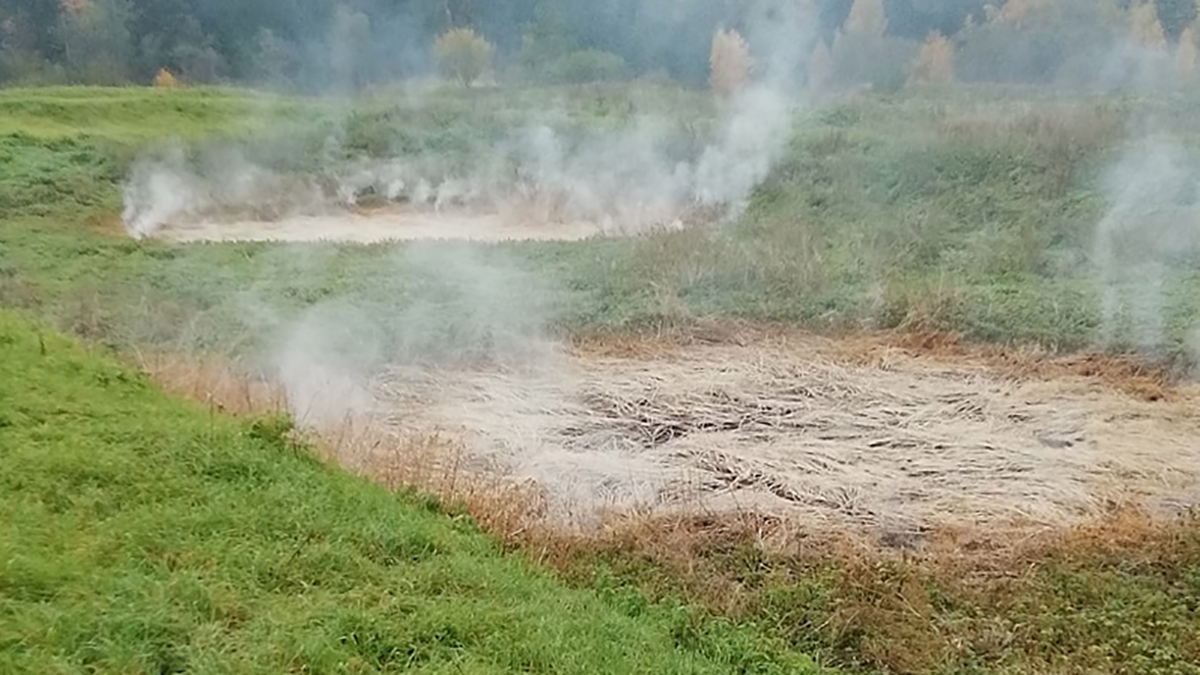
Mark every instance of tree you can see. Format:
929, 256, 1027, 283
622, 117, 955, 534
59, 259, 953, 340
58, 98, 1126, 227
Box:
844, 0, 887, 38
170, 15, 222, 83
1154, 0, 1197, 41
58, 0, 135, 84
1130, 0, 1167, 50
909, 31, 953, 85
329, 4, 371, 90
709, 27, 752, 97
519, 1, 574, 72
1178, 22, 1198, 77
433, 27, 492, 86
251, 27, 292, 88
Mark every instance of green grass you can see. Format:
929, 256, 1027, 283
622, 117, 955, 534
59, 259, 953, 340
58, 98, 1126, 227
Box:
0, 309, 821, 674
5, 86, 1200, 358
0, 87, 311, 142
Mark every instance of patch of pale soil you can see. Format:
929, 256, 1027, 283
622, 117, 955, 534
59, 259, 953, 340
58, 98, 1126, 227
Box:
372, 335, 1200, 532
153, 207, 609, 243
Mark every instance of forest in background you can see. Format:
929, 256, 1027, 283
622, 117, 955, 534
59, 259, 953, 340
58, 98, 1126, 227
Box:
3, 0, 1200, 92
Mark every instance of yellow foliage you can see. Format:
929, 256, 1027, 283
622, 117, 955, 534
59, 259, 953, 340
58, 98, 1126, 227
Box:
909, 31, 954, 86
1178, 25, 1199, 79
844, 0, 887, 37
1129, 1, 1166, 50
433, 27, 493, 87
153, 68, 178, 88
710, 28, 753, 97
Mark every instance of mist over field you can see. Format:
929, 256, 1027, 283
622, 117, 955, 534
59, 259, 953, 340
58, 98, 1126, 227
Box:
10, 2, 1200, 673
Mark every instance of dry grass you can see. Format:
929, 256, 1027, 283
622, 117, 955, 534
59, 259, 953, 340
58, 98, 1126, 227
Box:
544, 503, 1200, 674
936, 104, 1123, 194
135, 351, 285, 415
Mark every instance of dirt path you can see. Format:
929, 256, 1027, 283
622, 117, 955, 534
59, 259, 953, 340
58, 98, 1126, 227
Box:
149, 204, 622, 244
370, 334, 1200, 532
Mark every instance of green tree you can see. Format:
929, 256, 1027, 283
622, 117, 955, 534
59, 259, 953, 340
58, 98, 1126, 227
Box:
251, 27, 293, 88
329, 4, 371, 90
58, 0, 135, 84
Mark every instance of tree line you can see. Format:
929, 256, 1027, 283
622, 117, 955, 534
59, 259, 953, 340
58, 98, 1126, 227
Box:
1, 0, 1196, 90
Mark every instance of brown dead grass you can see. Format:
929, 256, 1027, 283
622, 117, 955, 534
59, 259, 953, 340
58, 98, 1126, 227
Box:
540, 503, 1200, 674
134, 349, 552, 543
135, 351, 286, 415
573, 323, 1183, 403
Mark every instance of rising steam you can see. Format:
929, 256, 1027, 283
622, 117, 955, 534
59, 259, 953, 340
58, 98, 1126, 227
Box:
121, 0, 814, 239
1094, 136, 1200, 356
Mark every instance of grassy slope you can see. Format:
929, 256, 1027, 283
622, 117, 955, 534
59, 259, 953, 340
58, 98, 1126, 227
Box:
0, 310, 816, 674
5, 86, 1200, 360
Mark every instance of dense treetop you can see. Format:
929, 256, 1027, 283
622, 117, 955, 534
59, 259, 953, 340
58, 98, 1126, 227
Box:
1, 0, 1196, 89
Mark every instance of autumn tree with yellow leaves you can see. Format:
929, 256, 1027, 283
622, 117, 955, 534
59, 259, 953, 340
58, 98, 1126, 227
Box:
710, 28, 753, 97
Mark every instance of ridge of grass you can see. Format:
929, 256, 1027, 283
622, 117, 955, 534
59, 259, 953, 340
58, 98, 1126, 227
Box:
0, 310, 820, 674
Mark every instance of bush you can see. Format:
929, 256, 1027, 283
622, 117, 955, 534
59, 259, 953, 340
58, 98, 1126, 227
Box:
433, 27, 492, 87
153, 67, 178, 88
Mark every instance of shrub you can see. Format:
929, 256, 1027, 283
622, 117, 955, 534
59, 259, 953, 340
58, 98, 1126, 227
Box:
153, 67, 178, 88
433, 27, 492, 87
710, 28, 753, 97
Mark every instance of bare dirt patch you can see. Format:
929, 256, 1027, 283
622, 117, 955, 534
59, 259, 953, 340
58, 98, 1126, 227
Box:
370, 333, 1200, 532
152, 206, 611, 243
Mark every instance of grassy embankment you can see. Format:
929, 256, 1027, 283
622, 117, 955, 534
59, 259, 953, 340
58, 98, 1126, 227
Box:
0, 311, 818, 673
3, 85, 1200, 674
6, 85, 1200, 358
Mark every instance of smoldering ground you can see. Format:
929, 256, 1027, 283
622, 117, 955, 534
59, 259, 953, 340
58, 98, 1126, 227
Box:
114, 0, 1200, 527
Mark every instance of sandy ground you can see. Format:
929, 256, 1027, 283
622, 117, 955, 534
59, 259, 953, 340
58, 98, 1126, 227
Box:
152, 208, 611, 243
370, 334, 1200, 532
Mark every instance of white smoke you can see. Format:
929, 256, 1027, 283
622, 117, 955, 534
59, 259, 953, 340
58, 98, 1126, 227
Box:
121, 0, 815, 238
1094, 137, 1200, 355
